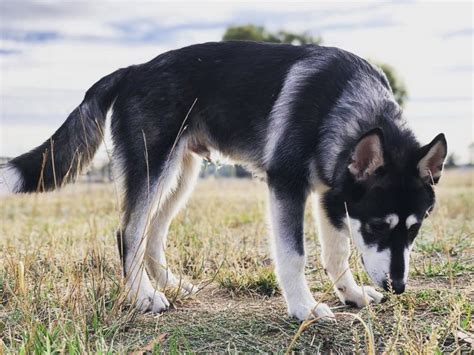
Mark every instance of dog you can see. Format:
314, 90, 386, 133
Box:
0, 41, 447, 320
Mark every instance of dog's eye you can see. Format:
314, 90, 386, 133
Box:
408, 223, 421, 240
368, 221, 390, 234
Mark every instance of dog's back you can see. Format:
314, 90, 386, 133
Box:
114, 41, 394, 175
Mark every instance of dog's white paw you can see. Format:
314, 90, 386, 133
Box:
155, 270, 197, 296
338, 285, 384, 307
289, 301, 335, 321
177, 281, 198, 296
150, 267, 196, 295
133, 289, 170, 313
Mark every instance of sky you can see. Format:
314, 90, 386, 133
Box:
1, 0, 473, 164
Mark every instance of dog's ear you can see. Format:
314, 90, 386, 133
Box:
348, 128, 385, 181
416, 133, 447, 184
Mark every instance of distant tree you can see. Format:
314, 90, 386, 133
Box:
222, 25, 407, 107
223, 24, 321, 45
469, 142, 474, 166
445, 153, 458, 168
373, 62, 408, 108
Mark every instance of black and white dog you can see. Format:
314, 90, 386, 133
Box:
0, 42, 447, 320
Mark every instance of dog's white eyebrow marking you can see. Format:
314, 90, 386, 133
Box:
385, 214, 399, 229
406, 214, 419, 229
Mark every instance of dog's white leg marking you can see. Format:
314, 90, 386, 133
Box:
122, 192, 170, 313
0, 164, 23, 197
269, 190, 334, 321
312, 194, 384, 307
146, 152, 201, 295
121, 141, 189, 312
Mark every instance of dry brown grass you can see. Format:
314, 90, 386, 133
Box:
0, 170, 473, 353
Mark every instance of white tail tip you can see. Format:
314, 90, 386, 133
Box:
0, 164, 23, 197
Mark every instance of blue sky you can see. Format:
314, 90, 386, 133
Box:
1, 0, 473, 163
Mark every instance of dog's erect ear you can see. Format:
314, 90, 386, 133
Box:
416, 133, 447, 184
348, 128, 385, 181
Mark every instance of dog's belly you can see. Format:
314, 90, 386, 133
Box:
188, 141, 265, 178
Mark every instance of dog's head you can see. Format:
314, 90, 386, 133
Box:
324, 128, 447, 294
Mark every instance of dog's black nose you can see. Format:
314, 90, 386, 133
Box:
383, 279, 405, 294
392, 280, 405, 294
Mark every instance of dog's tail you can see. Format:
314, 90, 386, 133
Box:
0, 67, 129, 196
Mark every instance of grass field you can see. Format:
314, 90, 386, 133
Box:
1, 170, 473, 353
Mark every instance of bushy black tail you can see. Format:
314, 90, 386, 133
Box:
4, 67, 129, 193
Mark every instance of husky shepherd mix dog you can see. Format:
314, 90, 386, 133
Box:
1, 42, 447, 320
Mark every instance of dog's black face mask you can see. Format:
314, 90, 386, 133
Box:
325, 128, 447, 293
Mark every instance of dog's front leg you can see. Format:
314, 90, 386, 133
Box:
312, 194, 384, 307
268, 182, 334, 321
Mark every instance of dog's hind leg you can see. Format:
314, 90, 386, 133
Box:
116, 139, 188, 313
311, 193, 384, 307
145, 151, 201, 295
268, 177, 334, 321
